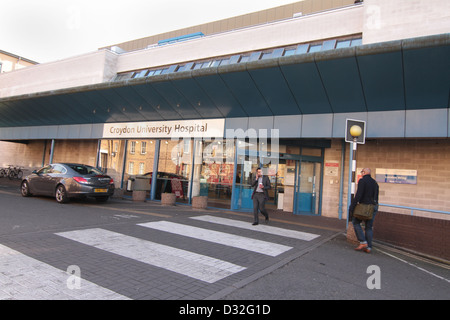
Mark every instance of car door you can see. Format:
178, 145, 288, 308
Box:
29, 165, 52, 195
46, 164, 67, 194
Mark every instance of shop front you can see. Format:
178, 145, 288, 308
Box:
98, 118, 327, 215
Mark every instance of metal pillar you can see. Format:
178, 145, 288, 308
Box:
150, 140, 160, 201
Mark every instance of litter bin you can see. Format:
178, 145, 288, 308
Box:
131, 176, 151, 202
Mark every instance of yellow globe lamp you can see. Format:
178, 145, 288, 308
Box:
349, 125, 362, 138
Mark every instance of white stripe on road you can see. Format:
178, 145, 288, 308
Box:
0, 244, 129, 300
138, 221, 292, 257
191, 215, 320, 241
56, 228, 246, 284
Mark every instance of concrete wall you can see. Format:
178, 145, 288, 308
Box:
0, 50, 118, 98
363, 0, 450, 44
0, 139, 98, 172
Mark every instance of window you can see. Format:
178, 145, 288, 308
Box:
308, 44, 322, 53
219, 58, 230, 66
183, 139, 190, 154
201, 61, 213, 68
321, 40, 337, 51
128, 162, 134, 175
139, 163, 145, 175
52, 164, 66, 174
129, 141, 136, 154
351, 38, 362, 46
336, 39, 351, 48
132, 70, 148, 78
239, 55, 250, 63
193, 62, 203, 70
284, 48, 296, 56
141, 141, 147, 154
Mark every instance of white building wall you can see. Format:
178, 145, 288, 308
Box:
0, 50, 118, 98
363, 0, 450, 44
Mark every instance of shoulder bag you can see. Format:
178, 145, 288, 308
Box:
353, 203, 375, 220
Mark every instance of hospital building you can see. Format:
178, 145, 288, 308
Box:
0, 0, 449, 241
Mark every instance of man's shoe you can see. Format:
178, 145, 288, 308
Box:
354, 243, 368, 251
363, 247, 372, 254
265, 216, 269, 224
252, 222, 259, 226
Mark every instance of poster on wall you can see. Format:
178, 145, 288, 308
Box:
375, 168, 417, 185
325, 161, 339, 176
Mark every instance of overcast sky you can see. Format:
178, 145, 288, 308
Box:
1, 0, 298, 63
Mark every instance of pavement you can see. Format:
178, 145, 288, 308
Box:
0, 177, 449, 303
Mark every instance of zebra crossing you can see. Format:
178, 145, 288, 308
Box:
0, 215, 321, 300
138, 221, 293, 256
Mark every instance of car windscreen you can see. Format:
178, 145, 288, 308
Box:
68, 165, 104, 176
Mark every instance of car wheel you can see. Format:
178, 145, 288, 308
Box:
55, 185, 69, 203
21, 181, 32, 197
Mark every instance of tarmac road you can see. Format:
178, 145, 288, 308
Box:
0, 179, 448, 303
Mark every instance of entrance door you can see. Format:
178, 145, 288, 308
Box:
232, 152, 322, 215
294, 161, 321, 215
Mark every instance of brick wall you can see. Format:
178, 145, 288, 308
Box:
323, 138, 450, 220
374, 211, 450, 261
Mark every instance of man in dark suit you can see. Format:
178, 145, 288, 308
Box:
251, 167, 271, 225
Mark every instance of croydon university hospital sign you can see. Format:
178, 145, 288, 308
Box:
102, 119, 225, 139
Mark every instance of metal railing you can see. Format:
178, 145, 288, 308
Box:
379, 203, 450, 216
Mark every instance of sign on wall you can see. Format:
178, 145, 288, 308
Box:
375, 168, 417, 185
325, 161, 339, 176
102, 119, 225, 139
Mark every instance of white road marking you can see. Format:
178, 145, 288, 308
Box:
0, 244, 129, 300
377, 248, 450, 284
191, 215, 320, 241
56, 228, 246, 283
138, 221, 292, 257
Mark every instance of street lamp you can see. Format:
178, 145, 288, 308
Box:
350, 125, 362, 140
350, 124, 362, 204
345, 119, 366, 232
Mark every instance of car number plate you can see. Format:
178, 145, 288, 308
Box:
94, 188, 108, 193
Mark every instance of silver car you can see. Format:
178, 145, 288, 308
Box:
21, 163, 115, 203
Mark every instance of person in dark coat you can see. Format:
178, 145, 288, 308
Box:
349, 168, 379, 253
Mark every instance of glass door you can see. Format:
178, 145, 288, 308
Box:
294, 161, 321, 215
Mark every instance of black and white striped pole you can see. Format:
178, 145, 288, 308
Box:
350, 125, 363, 204
345, 119, 366, 231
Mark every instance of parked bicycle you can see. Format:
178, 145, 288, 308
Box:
0, 165, 24, 180
0, 167, 6, 178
